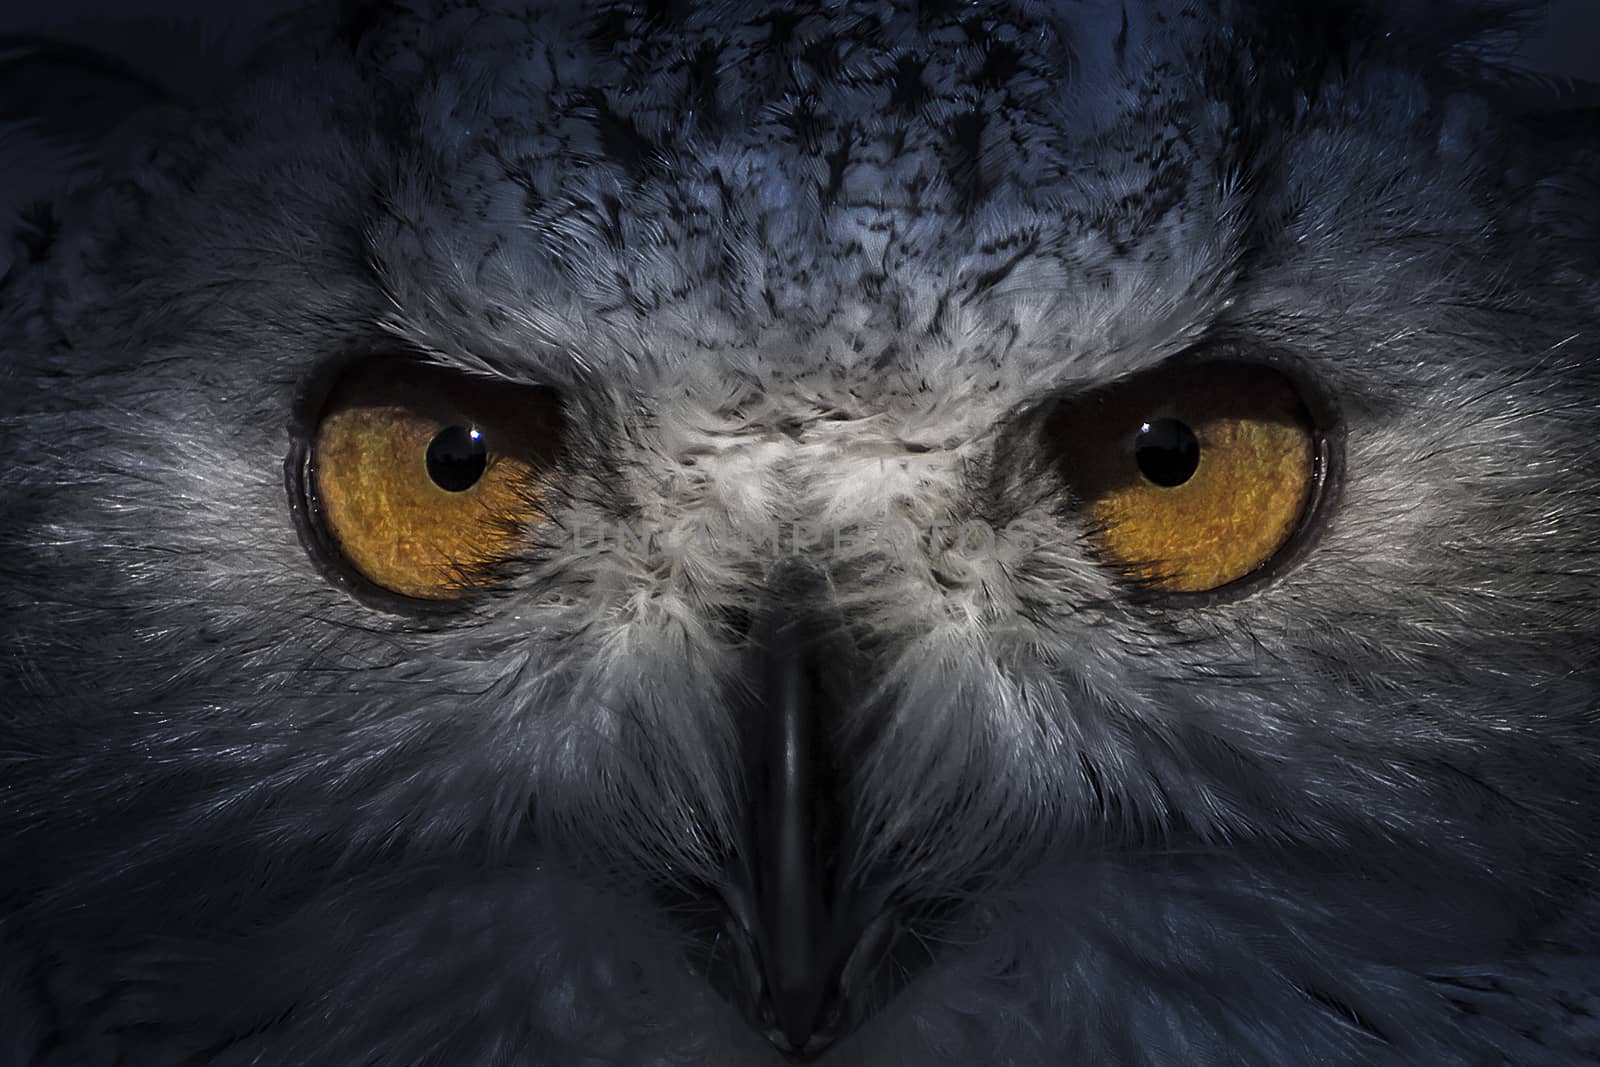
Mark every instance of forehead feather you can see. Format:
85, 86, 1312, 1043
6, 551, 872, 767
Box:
337, 0, 1251, 396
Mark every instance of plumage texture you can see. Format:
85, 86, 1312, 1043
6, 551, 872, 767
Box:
1, 0, 1598, 1064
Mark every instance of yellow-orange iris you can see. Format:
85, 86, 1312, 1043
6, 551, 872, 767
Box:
1052, 362, 1318, 593
310, 361, 560, 600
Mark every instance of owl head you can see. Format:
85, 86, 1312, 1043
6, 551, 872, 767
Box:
2, 1, 1598, 1063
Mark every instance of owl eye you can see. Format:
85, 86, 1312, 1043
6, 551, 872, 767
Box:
1049, 361, 1326, 594
298, 359, 562, 601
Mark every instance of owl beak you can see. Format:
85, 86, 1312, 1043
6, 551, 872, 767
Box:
703, 601, 934, 1061
738, 606, 838, 1056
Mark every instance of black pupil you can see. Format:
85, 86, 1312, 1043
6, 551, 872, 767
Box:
425, 425, 488, 492
1135, 418, 1200, 487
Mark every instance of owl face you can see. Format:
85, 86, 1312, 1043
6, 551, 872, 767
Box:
2, 1, 1598, 1064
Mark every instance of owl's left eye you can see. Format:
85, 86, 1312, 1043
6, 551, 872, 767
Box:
1048, 360, 1328, 594
293, 359, 562, 602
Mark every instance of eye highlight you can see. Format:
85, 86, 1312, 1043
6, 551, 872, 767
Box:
1050, 361, 1323, 594
302, 359, 561, 601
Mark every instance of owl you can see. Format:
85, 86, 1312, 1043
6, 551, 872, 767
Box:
1, 0, 1598, 1064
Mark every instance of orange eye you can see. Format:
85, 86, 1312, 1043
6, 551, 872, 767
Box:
306, 359, 561, 600
1050, 362, 1321, 593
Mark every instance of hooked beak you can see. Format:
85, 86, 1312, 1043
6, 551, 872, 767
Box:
705, 599, 934, 1061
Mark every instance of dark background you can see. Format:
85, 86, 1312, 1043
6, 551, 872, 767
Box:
0, 0, 1598, 83
1528, 1, 1600, 80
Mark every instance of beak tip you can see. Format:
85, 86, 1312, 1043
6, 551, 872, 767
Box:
764, 1023, 838, 1064
773, 988, 833, 1057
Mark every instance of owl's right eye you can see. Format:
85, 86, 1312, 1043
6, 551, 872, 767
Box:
293, 359, 563, 602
